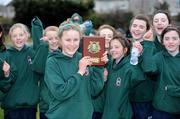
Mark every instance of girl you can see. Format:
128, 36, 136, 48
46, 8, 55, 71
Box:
44, 21, 108, 119
142, 25, 180, 119
0, 25, 17, 101
1, 23, 39, 119
92, 24, 116, 119
129, 14, 154, 119
98, 24, 116, 52
152, 10, 171, 52
31, 16, 60, 119
102, 35, 145, 119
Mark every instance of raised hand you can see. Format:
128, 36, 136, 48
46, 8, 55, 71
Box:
3, 61, 10, 77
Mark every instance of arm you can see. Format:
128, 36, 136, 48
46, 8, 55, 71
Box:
31, 16, 44, 50
90, 66, 104, 97
0, 60, 17, 93
44, 58, 83, 101
141, 41, 159, 75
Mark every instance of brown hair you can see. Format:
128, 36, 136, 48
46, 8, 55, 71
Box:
110, 35, 132, 56
0, 25, 6, 51
153, 10, 171, 24
130, 14, 151, 31
161, 25, 180, 43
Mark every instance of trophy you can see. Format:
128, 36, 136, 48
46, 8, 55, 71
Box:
82, 36, 105, 66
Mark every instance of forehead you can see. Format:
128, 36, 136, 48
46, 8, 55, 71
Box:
110, 39, 122, 45
99, 28, 113, 34
164, 30, 179, 36
132, 19, 147, 26
62, 29, 80, 37
45, 30, 57, 35
153, 13, 168, 19
11, 27, 25, 34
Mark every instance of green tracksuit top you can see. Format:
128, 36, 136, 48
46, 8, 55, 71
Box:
32, 40, 50, 113
0, 50, 17, 101
102, 56, 145, 119
44, 50, 104, 119
154, 36, 164, 53
1, 45, 40, 110
31, 16, 51, 112
142, 41, 180, 114
129, 41, 155, 102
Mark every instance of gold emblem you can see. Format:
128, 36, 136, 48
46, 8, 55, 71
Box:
88, 41, 101, 54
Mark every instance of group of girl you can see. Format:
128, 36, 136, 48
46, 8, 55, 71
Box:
0, 10, 179, 119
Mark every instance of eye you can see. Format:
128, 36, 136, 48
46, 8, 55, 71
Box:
48, 38, 53, 41
12, 34, 17, 38
132, 24, 137, 28
172, 37, 179, 41
164, 37, 169, 41
161, 18, 167, 22
74, 38, 79, 42
19, 33, 24, 37
153, 19, 158, 23
139, 25, 145, 30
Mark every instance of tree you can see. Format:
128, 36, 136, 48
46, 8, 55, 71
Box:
154, 1, 169, 12
12, 0, 94, 28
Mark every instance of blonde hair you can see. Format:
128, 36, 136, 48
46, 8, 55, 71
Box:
58, 20, 82, 39
44, 26, 59, 36
9, 23, 30, 38
97, 24, 116, 36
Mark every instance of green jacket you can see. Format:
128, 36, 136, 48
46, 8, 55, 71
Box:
102, 56, 145, 119
1, 46, 39, 111
142, 41, 180, 114
129, 41, 155, 102
44, 50, 104, 119
31, 16, 50, 112
154, 36, 164, 52
0, 50, 17, 101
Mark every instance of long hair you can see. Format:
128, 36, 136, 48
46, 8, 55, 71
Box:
0, 25, 6, 51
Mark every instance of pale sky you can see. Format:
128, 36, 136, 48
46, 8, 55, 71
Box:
0, 0, 12, 5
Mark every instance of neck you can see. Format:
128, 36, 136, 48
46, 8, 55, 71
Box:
157, 35, 161, 43
62, 51, 73, 57
168, 50, 179, 57
115, 55, 124, 64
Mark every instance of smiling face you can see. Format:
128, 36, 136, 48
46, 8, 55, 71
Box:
60, 29, 81, 57
153, 13, 169, 36
99, 28, 114, 50
130, 19, 147, 40
45, 30, 59, 51
109, 39, 127, 60
163, 30, 180, 55
10, 27, 28, 50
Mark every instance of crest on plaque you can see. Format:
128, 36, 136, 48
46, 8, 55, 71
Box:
88, 41, 101, 53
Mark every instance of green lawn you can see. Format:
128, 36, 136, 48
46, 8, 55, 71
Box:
0, 108, 4, 119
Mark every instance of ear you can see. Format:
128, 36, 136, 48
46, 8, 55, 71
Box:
0, 32, 2, 37
123, 47, 128, 55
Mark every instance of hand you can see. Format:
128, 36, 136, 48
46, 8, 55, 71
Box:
78, 56, 92, 75
40, 36, 49, 41
143, 29, 154, 41
101, 51, 109, 64
132, 41, 143, 55
3, 61, 10, 77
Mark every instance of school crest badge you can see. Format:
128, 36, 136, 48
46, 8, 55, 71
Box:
88, 41, 101, 54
